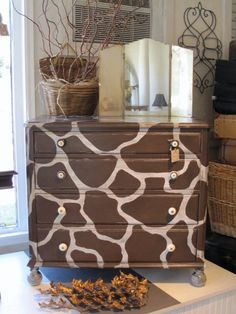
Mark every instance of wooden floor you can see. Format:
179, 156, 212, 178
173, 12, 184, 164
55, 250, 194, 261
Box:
0, 251, 236, 314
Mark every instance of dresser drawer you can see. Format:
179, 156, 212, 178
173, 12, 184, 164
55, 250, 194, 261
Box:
37, 226, 197, 264
35, 158, 201, 191
35, 192, 199, 225
33, 130, 202, 155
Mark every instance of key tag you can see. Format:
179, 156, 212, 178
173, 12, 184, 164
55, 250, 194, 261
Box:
171, 148, 180, 163
169, 140, 180, 163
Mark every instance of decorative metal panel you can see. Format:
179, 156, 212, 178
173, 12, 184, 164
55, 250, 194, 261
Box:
178, 2, 222, 94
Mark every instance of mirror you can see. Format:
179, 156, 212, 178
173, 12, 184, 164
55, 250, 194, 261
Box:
99, 38, 193, 118
171, 45, 193, 117
124, 39, 170, 116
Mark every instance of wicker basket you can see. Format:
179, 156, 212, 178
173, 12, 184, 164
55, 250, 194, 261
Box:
40, 80, 98, 116
39, 56, 96, 83
208, 161, 236, 237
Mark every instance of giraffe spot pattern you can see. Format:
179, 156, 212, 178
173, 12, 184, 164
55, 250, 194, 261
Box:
27, 120, 208, 269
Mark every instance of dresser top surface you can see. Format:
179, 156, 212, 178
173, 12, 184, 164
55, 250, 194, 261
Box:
27, 116, 210, 130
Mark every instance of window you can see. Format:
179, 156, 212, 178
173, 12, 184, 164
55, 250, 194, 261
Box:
0, 0, 28, 253
0, 3, 16, 230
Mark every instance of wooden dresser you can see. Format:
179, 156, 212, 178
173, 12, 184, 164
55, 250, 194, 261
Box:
26, 117, 209, 286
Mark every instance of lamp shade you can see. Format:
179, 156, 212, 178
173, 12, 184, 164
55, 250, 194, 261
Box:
0, 13, 9, 36
152, 94, 167, 108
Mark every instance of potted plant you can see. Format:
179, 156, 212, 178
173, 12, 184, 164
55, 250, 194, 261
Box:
13, 0, 146, 116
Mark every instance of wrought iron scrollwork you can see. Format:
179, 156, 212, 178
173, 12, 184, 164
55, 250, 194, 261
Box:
178, 2, 222, 94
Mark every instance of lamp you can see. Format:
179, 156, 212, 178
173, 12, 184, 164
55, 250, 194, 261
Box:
0, 13, 9, 36
152, 94, 168, 108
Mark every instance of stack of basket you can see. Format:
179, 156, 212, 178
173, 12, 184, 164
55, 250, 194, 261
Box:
209, 44, 236, 238
39, 55, 98, 116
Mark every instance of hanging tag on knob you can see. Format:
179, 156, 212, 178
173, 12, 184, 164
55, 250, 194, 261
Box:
169, 140, 180, 163
171, 148, 180, 163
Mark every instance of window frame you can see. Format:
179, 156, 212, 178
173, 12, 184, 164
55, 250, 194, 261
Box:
0, 0, 34, 252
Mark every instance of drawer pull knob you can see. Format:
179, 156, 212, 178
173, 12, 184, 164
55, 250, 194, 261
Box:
59, 243, 68, 252
58, 206, 66, 215
170, 171, 178, 181
170, 140, 179, 148
57, 139, 65, 148
168, 207, 177, 216
167, 244, 176, 252
57, 171, 66, 180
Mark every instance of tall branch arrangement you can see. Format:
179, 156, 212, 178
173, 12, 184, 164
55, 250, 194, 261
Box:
13, 0, 147, 85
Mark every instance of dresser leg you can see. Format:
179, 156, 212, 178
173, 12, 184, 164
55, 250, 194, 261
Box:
27, 267, 42, 286
190, 268, 206, 287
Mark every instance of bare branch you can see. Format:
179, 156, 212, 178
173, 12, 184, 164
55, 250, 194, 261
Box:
13, 0, 145, 84
51, 0, 70, 44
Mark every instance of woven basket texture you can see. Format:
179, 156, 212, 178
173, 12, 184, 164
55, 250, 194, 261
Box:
208, 161, 236, 237
39, 56, 96, 84
41, 80, 98, 116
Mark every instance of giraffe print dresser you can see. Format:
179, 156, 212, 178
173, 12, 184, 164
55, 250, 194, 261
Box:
26, 117, 209, 286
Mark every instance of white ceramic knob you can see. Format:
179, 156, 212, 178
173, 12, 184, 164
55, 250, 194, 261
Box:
59, 243, 68, 252
171, 140, 179, 148
57, 139, 65, 148
57, 171, 66, 180
168, 207, 177, 216
170, 171, 178, 181
58, 206, 66, 215
167, 244, 176, 252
